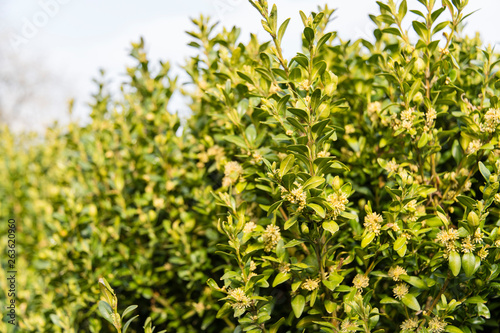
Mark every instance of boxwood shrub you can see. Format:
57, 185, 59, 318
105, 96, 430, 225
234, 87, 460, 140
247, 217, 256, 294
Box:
1, 0, 499, 332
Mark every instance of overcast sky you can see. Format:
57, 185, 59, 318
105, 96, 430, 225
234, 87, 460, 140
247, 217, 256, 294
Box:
1, 0, 499, 130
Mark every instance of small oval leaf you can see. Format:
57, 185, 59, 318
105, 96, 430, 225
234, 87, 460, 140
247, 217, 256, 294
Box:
291, 295, 305, 318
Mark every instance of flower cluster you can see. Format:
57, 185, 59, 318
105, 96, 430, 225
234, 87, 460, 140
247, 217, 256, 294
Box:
425, 107, 437, 127
340, 319, 359, 333
281, 185, 307, 211
480, 108, 500, 133
400, 107, 416, 132
461, 236, 475, 253
278, 262, 291, 274
367, 101, 382, 124
428, 317, 447, 333
467, 139, 482, 155
400, 318, 419, 332
263, 225, 281, 252
385, 159, 399, 173
352, 274, 369, 291
436, 228, 460, 255
393, 283, 409, 300
388, 266, 407, 281
364, 212, 383, 235
223, 161, 244, 187
228, 288, 252, 310
243, 222, 257, 234
301, 278, 320, 291
327, 191, 349, 218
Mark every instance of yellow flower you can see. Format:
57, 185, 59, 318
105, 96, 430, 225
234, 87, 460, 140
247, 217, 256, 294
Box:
352, 274, 369, 290
478, 246, 489, 260
385, 159, 399, 173
263, 225, 281, 252
278, 262, 291, 274
364, 212, 383, 235
388, 266, 407, 281
301, 278, 320, 291
282, 185, 307, 211
461, 236, 475, 253
243, 222, 257, 234
327, 191, 349, 218
428, 317, 446, 333
436, 229, 459, 244
223, 161, 243, 186
400, 318, 419, 332
467, 139, 482, 155
480, 108, 500, 133
228, 288, 251, 310
340, 319, 359, 332
393, 283, 409, 300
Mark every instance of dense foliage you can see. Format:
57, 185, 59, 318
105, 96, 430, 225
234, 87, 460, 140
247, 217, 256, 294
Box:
1, 0, 500, 332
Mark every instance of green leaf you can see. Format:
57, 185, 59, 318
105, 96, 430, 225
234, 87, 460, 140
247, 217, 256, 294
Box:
216, 302, 232, 319
303, 27, 314, 44
456, 195, 475, 209
302, 176, 325, 190
478, 161, 490, 181
397, 244, 407, 257
361, 232, 376, 248
237, 71, 255, 85
284, 215, 298, 230
98, 300, 115, 325
269, 318, 286, 333
426, 216, 444, 227
284, 239, 304, 248
477, 303, 490, 318
287, 117, 306, 133
245, 125, 257, 143
277, 18, 290, 43
268, 200, 283, 215
393, 236, 406, 251
324, 300, 336, 313
49, 314, 63, 328
207, 278, 220, 290
418, 132, 429, 148
433, 21, 449, 35
449, 251, 461, 276
462, 252, 476, 277
464, 296, 485, 304
123, 315, 139, 333
399, 275, 428, 289
223, 135, 247, 149
316, 32, 333, 51
288, 107, 309, 122
291, 295, 305, 318
445, 326, 464, 333
436, 211, 450, 226
273, 272, 291, 287
402, 294, 421, 311
309, 203, 326, 218
383, 27, 402, 37
380, 297, 400, 304
322, 221, 339, 235
122, 305, 138, 319
322, 273, 343, 291
279, 155, 295, 178
398, 0, 407, 19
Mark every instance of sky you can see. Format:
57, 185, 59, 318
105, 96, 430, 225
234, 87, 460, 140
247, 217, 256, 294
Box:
1, 0, 499, 131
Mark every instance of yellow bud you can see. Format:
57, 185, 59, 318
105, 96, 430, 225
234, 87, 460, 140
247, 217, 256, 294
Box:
332, 176, 342, 190
467, 211, 480, 227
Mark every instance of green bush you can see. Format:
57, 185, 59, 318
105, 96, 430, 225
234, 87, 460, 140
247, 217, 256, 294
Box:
1, 0, 500, 332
